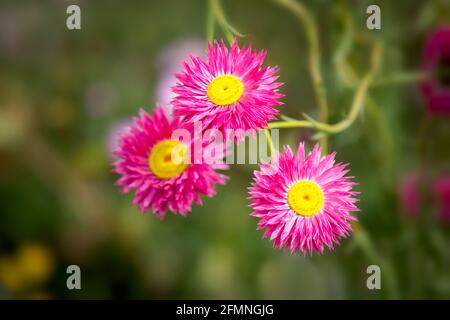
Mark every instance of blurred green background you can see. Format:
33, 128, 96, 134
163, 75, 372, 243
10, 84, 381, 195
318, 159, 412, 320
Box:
1, 0, 450, 299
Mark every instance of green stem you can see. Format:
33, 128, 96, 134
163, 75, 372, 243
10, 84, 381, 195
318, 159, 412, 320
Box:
264, 129, 275, 156
366, 96, 397, 184
268, 119, 314, 129
333, 0, 357, 87
206, 0, 215, 43
333, 3, 399, 299
372, 71, 428, 87
268, 41, 382, 135
211, 0, 235, 43
334, 1, 397, 185
333, 1, 424, 89
273, 0, 328, 151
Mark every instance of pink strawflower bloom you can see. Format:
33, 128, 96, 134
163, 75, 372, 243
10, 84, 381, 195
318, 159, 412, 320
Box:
172, 40, 283, 141
249, 143, 359, 255
420, 26, 450, 115
113, 106, 228, 218
433, 176, 450, 224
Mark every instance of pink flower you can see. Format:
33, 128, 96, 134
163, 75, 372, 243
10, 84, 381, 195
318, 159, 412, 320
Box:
172, 40, 283, 141
399, 173, 420, 218
420, 26, 450, 115
113, 106, 228, 218
433, 176, 450, 224
249, 143, 359, 255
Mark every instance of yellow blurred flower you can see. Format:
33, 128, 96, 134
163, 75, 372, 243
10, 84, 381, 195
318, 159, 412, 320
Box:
0, 243, 54, 293
16, 243, 54, 285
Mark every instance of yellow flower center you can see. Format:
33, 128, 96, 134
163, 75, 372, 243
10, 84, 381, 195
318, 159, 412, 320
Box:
207, 74, 244, 106
148, 140, 189, 179
287, 180, 324, 217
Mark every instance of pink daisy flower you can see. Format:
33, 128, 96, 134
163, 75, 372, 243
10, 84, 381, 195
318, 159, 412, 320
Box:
172, 40, 283, 141
249, 143, 359, 255
433, 176, 450, 224
420, 26, 450, 115
113, 106, 228, 218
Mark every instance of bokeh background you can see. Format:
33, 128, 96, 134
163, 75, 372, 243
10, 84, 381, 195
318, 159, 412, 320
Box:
1, 0, 450, 299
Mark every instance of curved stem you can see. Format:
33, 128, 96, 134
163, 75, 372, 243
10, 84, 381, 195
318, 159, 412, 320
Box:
334, 2, 397, 185
333, 0, 424, 90
333, 0, 357, 86
333, 3, 399, 299
269, 41, 382, 135
273, 0, 328, 151
211, 0, 235, 43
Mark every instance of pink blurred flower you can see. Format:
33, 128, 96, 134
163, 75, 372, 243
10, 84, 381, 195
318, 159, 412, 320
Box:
113, 106, 228, 218
249, 143, 359, 255
106, 119, 133, 159
433, 176, 450, 224
400, 173, 420, 218
420, 26, 450, 115
155, 39, 205, 115
172, 40, 283, 141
